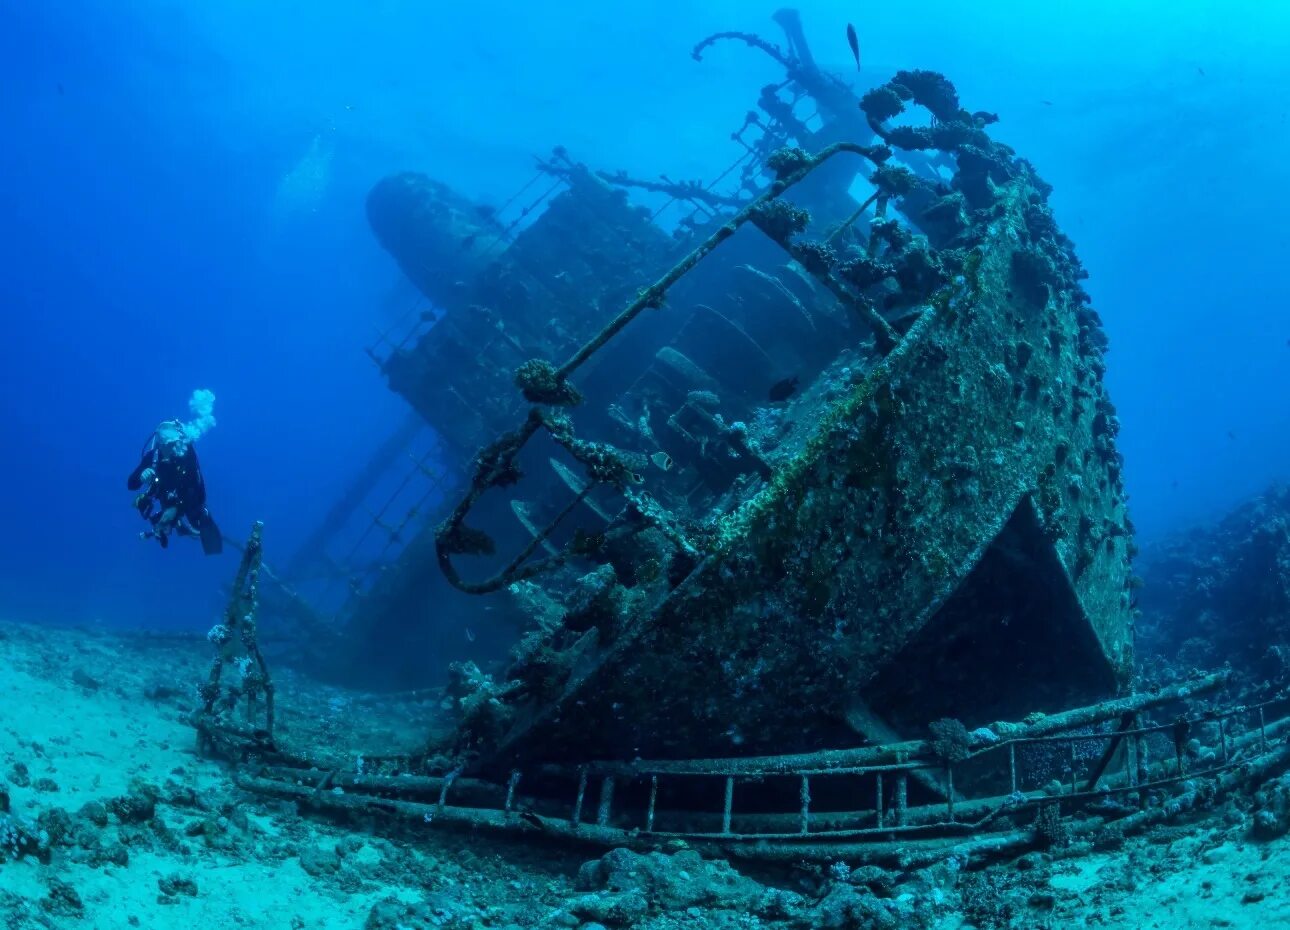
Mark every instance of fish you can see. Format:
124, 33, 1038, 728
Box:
768, 375, 800, 402
650, 451, 674, 471
846, 24, 860, 70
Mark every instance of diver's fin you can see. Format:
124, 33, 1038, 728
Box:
200, 517, 224, 556
127, 461, 147, 490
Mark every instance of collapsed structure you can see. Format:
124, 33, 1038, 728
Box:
346, 13, 1139, 773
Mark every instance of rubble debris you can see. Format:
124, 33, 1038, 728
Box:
156, 873, 199, 901
39, 879, 83, 919
107, 780, 159, 824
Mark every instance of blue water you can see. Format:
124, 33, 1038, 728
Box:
1, 1, 1286, 631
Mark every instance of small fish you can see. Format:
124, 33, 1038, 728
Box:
1041, 100, 1054, 107
1227, 430, 1237, 441
845, 24, 860, 70
768, 375, 800, 402
650, 451, 673, 471
1197, 66, 1206, 77
465, 627, 476, 643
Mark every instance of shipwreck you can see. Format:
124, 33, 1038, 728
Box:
364, 18, 1136, 768
197, 11, 1290, 864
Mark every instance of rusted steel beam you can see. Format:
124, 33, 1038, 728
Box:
531, 671, 1230, 780
251, 765, 510, 807
1085, 711, 1137, 792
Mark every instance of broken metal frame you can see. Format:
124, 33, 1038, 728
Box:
365, 290, 434, 366
434, 139, 895, 595
596, 70, 827, 226
364, 166, 573, 370
337, 444, 453, 578
359, 18, 944, 607
197, 521, 276, 750
280, 425, 460, 613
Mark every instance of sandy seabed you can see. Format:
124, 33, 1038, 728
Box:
1, 616, 1287, 930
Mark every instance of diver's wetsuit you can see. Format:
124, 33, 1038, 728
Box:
128, 428, 222, 555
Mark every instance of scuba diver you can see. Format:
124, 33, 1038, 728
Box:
127, 418, 223, 555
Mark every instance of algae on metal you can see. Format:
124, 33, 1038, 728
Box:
425, 70, 1135, 770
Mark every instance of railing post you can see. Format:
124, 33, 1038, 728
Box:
721, 776, 734, 835
1135, 735, 1147, 808
505, 770, 521, 813
646, 775, 658, 832
1009, 743, 1018, 794
1129, 715, 1140, 788
1259, 707, 1268, 752
799, 775, 811, 835
1069, 741, 1078, 794
1138, 730, 1148, 773
597, 776, 615, 827
894, 773, 907, 827
1173, 717, 1190, 777
875, 773, 884, 829
946, 764, 955, 822
571, 767, 588, 826
436, 769, 458, 814
1219, 717, 1229, 764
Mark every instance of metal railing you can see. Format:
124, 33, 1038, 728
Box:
228, 673, 1290, 858
502, 692, 1288, 845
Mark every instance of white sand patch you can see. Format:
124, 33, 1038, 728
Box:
0, 633, 201, 809
0, 620, 440, 928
